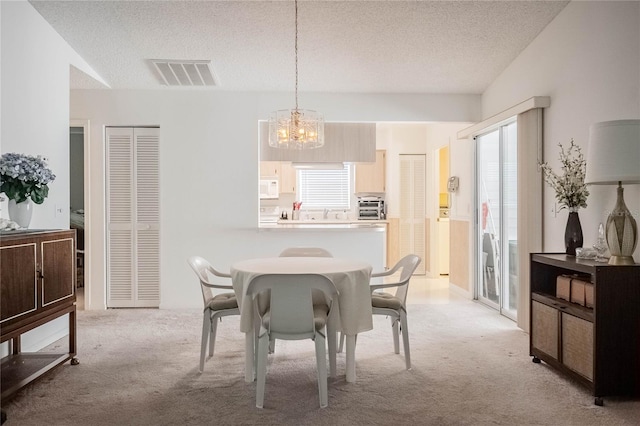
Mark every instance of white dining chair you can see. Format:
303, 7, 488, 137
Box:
278, 247, 333, 257
276, 246, 337, 371
338, 254, 421, 370
247, 273, 338, 408
187, 256, 239, 373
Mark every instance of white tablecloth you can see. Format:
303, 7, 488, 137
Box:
231, 256, 373, 383
231, 257, 373, 336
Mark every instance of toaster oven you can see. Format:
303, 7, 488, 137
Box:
357, 197, 385, 220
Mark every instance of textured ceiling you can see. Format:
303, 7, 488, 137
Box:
30, 0, 569, 94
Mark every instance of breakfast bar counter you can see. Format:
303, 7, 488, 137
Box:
259, 220, 387, 231
256, 220, 387, 271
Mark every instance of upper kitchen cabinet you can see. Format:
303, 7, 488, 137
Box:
259, 161, 297, 193
260, 161, 280, 178
260, 122, 376, 163
356, 150, 386, 193
279, 162, 297, 193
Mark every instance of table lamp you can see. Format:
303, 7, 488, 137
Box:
584, 119, 640, 265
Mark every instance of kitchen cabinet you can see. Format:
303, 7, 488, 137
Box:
260, 161, 280, 178
279, 162, 297, 194
1, 229, 78, 403
355, 150, 386, 193
529, 253, 640, 405
259, 161, 297, 194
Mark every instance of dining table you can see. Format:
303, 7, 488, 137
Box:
230, 256, 373, 383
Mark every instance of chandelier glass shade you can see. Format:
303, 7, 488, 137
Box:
268, 0, 324, 150
269, 109, 324, 149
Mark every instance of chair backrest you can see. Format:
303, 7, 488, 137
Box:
279, 247, 333, 258
246, 274, 338, 340
389, 254, 422, 305
187, 256, 232, 308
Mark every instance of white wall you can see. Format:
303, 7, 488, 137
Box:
71, 90, 480, 310
0, 0, 103, 354
1, 1, 106, 226
482, 0, 640, 260
1, 1, 70, 227
449, 138, 474, 223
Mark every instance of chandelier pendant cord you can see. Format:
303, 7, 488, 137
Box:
294, 0, 299, 112
267, 0, 323, 149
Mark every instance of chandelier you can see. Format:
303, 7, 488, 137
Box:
268, 0, 324, 149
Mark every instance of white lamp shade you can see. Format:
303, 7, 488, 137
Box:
585, 119, 640, 185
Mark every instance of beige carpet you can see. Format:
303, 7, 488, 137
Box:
3, 299, 639, 425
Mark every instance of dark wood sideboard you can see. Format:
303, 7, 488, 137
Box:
530, 253, 640, 406
1, 229, 78, 403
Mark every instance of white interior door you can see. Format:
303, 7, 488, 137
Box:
399, 154, 426, 274
106, 127, 160, 307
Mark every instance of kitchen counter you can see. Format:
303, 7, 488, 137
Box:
259, 220, 387, 231
255, 220, 387, 271
279, 219, 387, 224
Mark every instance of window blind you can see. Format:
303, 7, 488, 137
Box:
298, 165, 351, 209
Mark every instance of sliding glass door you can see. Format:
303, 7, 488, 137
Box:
476, 121, 517, 320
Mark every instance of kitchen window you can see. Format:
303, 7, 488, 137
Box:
298, 165, 351, 210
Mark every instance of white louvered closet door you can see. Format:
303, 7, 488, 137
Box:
399, 155, 426, 274
107, 127, 160, 307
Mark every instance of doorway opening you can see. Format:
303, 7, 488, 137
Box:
437, 146, 450, 277
70, 120, 89, 310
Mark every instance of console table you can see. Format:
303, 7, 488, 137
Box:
530, 253, 640, 406
1, 229, 79, 403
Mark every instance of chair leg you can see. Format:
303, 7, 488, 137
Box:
326, 323, 337, 377
209, 315, 219, 357
314, 333, 328, 408
256, 332, 269, 409
337, 332, 344, 353
199, 311, 211, 373
400, 310, 411, 370
253, 313, 260, 377
392, 317, 400, 354
269, 337, 275, 354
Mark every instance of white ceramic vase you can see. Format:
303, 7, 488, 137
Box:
8, 198, 33, 228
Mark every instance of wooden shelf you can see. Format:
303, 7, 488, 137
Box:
531, 292, 593, 322
1, 353, 71, 400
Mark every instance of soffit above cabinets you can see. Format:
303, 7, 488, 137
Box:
260, 122, 376, 163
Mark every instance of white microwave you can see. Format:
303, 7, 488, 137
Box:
259, 179, 279, 199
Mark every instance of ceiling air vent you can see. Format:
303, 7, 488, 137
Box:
150, 60, 218, 87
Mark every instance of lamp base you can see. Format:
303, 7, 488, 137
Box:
605, 184, 637, 265
608, 255, 636, 265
